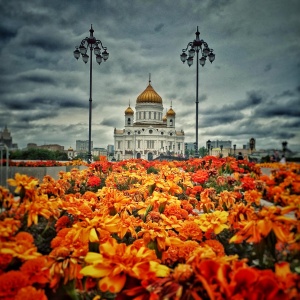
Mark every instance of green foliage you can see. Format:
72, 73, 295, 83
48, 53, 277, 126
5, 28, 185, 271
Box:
19, 215, 57, 255
10, 148, 68, 161
147, 166, 159, 174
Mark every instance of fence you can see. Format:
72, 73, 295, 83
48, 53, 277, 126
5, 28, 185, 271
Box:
0, 165, 87, 189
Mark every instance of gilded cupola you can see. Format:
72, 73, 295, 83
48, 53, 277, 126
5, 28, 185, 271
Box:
125, 105, 134, 115
136, 79, 162, 104
166, 107, 176, 116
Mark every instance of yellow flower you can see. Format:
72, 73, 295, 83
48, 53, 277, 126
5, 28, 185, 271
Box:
194, 211, 229, 234
156, 179, 183, 195
218, 190, 237, 209
230, 206, 297, 244
73, 214, 121, 243
244, 190, 262, 206
0, 218, 21, 240
7, 173, 39, 195
80, 238, 170, 293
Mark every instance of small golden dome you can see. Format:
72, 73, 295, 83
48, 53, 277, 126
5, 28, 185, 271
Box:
125, 106, 134, 115
137, 82, 162, 104
166, 107, 176, 116
162, 115, 167, 122
68, 146, 73, 151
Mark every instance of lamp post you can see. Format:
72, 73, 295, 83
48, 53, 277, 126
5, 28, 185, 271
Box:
0, 143, 9, 188
233, 144, 236, 157
180, 27, 215, 158
206, 140, 211, 156
249, 138, 255, 154
220, 145, 223, 157
282, 141, 288, 155
73, 25, 109, 164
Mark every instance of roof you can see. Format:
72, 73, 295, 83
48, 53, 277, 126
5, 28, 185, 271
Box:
136, 82, 162, 104
166, 107, 176, 116
125, 106, 134, 114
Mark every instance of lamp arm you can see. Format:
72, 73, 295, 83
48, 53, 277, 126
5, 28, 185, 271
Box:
181, 41, 194, 53
95, 40, 107, 49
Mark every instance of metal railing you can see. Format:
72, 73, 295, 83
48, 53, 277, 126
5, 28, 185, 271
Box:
0, 144, 9, 188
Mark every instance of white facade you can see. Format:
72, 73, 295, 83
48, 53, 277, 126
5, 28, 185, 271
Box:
114, 80, 185, 161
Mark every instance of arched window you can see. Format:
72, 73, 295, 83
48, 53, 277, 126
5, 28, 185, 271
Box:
127, 118, 131, 125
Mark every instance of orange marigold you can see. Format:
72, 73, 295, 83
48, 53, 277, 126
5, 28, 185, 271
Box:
240, 176, 256, 191
172, 263, 193, 283
244, 190, 262, 206
163, 203, 188, 220
146, 211, 161, 223
55, 215, 72, 232
20, 257, 50, 285
161, 245, 179, 265
0, 253, 13, 272
203, 239, 225, 257
15, 231, 34, 244
178, 240, 200, 262
178, 221, 203, 241
0, 218, 21, 240
87, 175, 101, 187
0, 270, 29, 299
192, 170, 209, 184
15, 286, 47, 300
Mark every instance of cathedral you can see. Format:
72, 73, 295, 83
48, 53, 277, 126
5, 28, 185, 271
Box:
113, 78, 185, 160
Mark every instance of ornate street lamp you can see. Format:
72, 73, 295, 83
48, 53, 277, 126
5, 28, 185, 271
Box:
233, 144, 236, 157
73, 25, 109, 163
282, 141, 288, 155
180, 27, 215, 158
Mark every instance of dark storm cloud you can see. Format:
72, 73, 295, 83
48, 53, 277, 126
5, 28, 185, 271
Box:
19, 111, 59, 122
254, 98, 300, 118
264, 64, 272, 72
0, 23, 18, 41
200, 110, 244, 127
200, 90, 263, 116
2, 94, 87, 111
22, 32, 70, 52
101, 118, 119, 127
19, 72, 57, 85
154, 24, 165, 32
0, 0, 299, 151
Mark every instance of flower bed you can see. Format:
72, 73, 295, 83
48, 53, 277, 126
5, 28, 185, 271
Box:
0, 157, 299, 299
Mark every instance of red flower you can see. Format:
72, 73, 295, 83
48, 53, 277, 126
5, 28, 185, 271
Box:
192, 170, 209, 184
87, 175, 101, 187
240, 176, 256, 190
0, 270, 29, 299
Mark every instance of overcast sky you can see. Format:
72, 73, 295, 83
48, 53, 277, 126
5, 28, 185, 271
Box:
1, 0, 299, 151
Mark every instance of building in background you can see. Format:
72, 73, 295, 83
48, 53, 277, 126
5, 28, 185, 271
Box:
114, 78, 185, 161
92, 147, 107, 158
0, 126, 18, 149
76, 140, 93, 153
210, 140, 232, 149
67, 147, 76, 160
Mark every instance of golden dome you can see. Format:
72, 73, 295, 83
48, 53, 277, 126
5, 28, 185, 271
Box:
166, 107, 176, 116
162, 115, 167, 122
137, 82, 162, 104
125, 106, 134, 115
68, 146, 73, 151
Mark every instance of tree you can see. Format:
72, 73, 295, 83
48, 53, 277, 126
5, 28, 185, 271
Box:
10, 148, 69, 161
